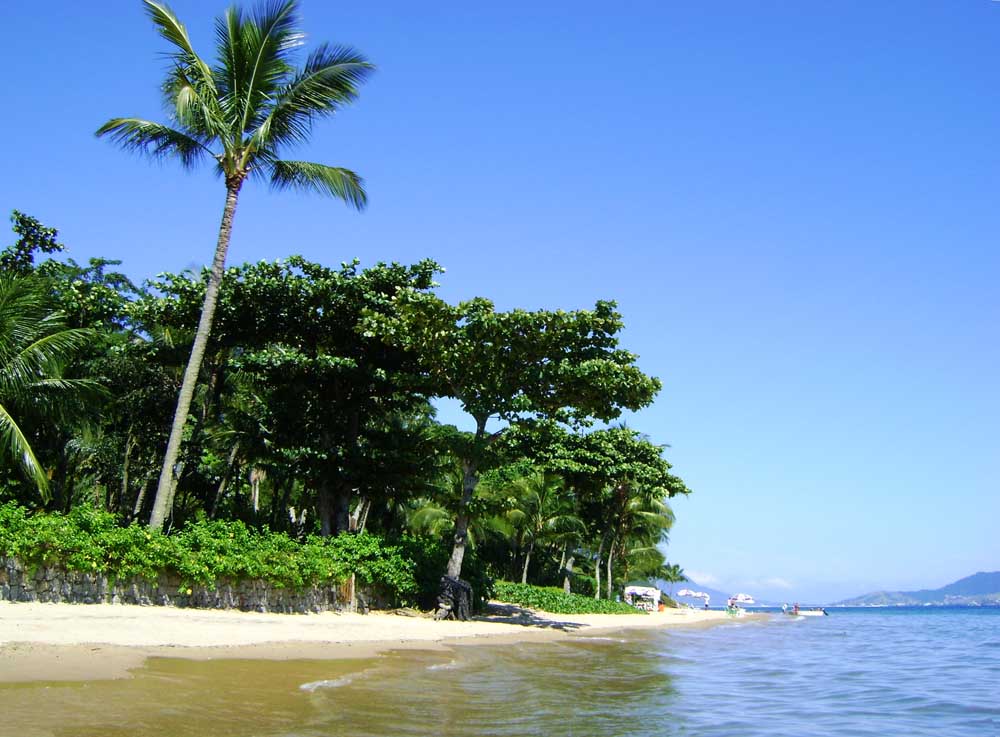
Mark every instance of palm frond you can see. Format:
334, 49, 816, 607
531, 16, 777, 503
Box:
143, 0, 215, 84
95, 119, 210, 168
253, 44, 373, 149
162, 65, 229, 141
0, 402, 48, 499
238, 0, 302, 133
408, 501, 453, 537
269, 160, 367, 209
214, 6, 244, 120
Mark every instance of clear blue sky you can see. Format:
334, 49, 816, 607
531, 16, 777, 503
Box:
2, 1, 997, 603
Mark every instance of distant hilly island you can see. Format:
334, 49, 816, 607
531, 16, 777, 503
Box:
833, 571, 1000, 607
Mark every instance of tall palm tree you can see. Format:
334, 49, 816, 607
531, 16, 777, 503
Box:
661, 563, 686, 595
0, 276, 95, 499
506, 471, 585, 585
97, 0, 373, 530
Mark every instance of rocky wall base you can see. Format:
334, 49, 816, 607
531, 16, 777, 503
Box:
0, 557, 354, 614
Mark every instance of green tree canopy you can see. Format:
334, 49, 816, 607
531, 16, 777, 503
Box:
366, 294, 661, 613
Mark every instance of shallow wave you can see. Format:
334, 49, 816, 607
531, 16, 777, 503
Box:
298, 676, 354, 691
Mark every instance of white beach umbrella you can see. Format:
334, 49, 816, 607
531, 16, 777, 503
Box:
732, 593, 755, 604
677, 588, 697, 597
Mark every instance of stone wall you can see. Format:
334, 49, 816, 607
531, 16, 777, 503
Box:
0, 557, 355, 614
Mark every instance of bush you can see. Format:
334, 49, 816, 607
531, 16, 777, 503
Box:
493, 581, 644, 615
570, 573, 597, 598
0, 504, 418, 603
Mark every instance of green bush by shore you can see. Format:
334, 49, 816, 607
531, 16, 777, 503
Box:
0, 504, 420, 600
493, 581, 644, 615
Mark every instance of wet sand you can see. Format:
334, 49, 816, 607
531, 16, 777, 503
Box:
0, 601, 739, 683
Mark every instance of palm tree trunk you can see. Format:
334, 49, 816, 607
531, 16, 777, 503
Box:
594, 530, 611, 599
149, 182, 242, 531
209, 442, 240, 519
563, 553, 575, 594
118, 430, 136, 513
606, 546, 614, 600
521, 539, 535, 585
131, 473, 152, 522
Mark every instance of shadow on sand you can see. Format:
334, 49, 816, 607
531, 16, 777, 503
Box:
473, 603, 587, 631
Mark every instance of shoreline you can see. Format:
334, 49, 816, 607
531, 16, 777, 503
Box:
0, 601, 754, 683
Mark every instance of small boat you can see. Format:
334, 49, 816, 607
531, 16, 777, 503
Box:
786, 608, 828, 617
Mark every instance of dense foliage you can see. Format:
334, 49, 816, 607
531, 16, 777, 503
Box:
0, 204, 691, 609
0, 503, 419, 597
492, 582, 643, 615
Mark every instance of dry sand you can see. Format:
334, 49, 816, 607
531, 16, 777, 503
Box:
0, 601, 738, 683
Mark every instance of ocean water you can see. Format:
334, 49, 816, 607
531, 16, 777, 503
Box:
4, 607, 999, 737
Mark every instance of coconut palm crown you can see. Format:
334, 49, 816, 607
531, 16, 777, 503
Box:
97, 0, 373, 530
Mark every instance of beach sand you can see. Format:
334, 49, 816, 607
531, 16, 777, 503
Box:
0, 601, 736, 683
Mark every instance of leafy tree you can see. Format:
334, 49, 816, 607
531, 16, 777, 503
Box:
0, 212, 65, 275
503, 470, 584, 585
0, 276, 96, 498
538, 426, 690, 598
131, 257, 441, 532
97, 0, 374, 530
0, 212, 147, 511
366, 295, 660, 614
660, 562, 687, 595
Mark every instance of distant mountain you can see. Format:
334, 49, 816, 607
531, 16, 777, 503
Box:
833, 571, 1000, 607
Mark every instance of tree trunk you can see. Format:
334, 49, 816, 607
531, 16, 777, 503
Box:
594, 531, 608, 599
350, 496, 370, 533
333, 485, 352, 535
148, 181, 243, 531
317, 479, 333, 537
606, 545, 614, 600
209, 443, 240, 519
445, 458, 478, 578
563, 554, 575, 594
437, 420, 487, 620
131, 474, 152, 522
521, 539, 535, 585
118, 431, 136, 513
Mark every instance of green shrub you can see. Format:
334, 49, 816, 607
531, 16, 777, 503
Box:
493, 581, 644, 615
570, 573, 597, 598
0, 504, 418, 602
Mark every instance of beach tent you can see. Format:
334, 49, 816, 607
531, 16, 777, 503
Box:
624, 585, 662, 611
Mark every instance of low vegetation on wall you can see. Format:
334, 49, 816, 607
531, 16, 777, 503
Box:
0, 504, 421, 601
492, 581, 644, 615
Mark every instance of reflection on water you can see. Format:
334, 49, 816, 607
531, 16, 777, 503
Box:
2, 638, 673, 737
4, 609, 999, 737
